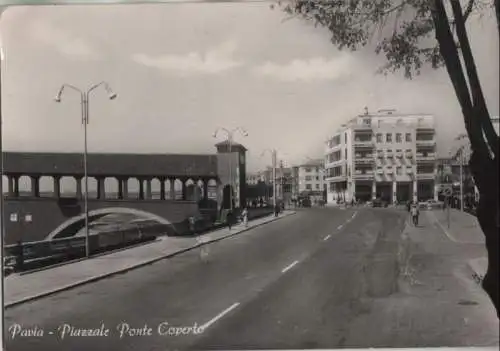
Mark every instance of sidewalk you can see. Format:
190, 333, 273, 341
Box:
385, 213, 499, 345
428, 208, 484, 244
425, 209, 488, 285
4, 210, 296, 308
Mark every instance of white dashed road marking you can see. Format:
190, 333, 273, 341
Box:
200, 303, 240, 331
337, 225, 343, 230
323, 234, 331, 241
352, 211, 358, 219
282, 260, 299, 273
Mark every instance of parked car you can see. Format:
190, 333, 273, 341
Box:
301, 198, 312, 207
372, 199, 388, 208
426, 199, 443, 210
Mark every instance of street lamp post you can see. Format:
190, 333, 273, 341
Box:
213, 127, 248, 211
261, 149, 277, 208
54, 82, 117, 258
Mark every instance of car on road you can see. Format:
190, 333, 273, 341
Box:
372, 199, 388, 208
424, 199, 443, 210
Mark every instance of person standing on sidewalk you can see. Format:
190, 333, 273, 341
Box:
241, 207, 248, 227
274, 202, 280, 217
226, 210, 234, 231
410, 203, 420, 226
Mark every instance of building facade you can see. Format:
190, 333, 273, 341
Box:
293, 159, 326, 202
246, 172, 264, 185
325, 109, 437, 204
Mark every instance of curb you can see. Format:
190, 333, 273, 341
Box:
5, 211, 296, 309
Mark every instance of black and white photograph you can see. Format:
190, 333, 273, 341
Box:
0, 0, 498, 350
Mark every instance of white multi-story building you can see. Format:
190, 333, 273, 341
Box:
324, 109, 437, 204
293, 159, 326, 201
246, 172, 264, 185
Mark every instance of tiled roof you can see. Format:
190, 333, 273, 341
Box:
2, 152, 219, 178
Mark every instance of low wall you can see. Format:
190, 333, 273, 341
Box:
3, 197, 200, 244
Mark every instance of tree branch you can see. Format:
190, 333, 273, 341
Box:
431, 0, 489, 158
463, 0, 476, 22
450, 0, 499, 160
496, 0, 500, 38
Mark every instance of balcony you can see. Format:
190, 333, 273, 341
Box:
353, 138, 374, 147
386, 168, 394, 175
416, 152, 436, 162
395, 151, 403, 158
405, 152, 413, 158
416, 123, 435, 133
354, 153, 374, 164
376, 169, 383, 175
325, 174, 347, 181
416, 139, 436, 146
406, 168, 414, 174
386, 151, 394, 158
352, 124, 373, 132
417, 172, 435, 180
353, 170, 374, 180
325, 158, 345, 167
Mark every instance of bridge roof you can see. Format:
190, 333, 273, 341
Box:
3, 152, 219, 178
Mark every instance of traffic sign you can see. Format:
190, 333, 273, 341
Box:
443, 188, 453, 197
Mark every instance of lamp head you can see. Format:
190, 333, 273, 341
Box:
108, 92, 117, 100
54, 86, 64, 103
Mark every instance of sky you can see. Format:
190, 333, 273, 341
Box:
0, 1, 498, 173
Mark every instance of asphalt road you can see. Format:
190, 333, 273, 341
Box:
4, 207, 499, 350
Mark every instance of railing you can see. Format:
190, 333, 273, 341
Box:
416, 139, 436, 146
416, 153, 436, 162
353, 171, 374, 180
417, 172, 435, 179
3, 224, 164, 272
353, 139, 374, 147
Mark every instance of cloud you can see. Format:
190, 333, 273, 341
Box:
30, 20, 99, 60
132, 40, 243, 75
253, 54, 354, 82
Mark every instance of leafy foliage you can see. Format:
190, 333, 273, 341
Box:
276, 0, 491, 79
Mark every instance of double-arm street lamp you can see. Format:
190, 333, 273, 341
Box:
213, 127, 248, 211
54, 82, 117, 258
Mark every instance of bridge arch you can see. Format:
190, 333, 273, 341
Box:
46, 207, 173, 240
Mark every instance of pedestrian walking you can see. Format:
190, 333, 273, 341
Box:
410, 204, 419, 226
241, 207, 248, 227
226, 210, 234, 230
274, 203, 280, 217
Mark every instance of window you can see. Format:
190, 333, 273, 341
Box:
396, 133, 402, 143
376, 133, 383, 143
316, 184, 320, 189
306, 184, 312, 190
305, 176, 312, 181
363, 118, 371, 125
316, 176, 319, 181
396, 167, 402, 175
305, 167, 311, 172
315, 167, 319, 173
345, 149, 347, 159
386, 133, 392, 142
345, 132, 347, 144
406, 133, 412, 142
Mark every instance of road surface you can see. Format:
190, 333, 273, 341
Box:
4, 208, 499, 350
